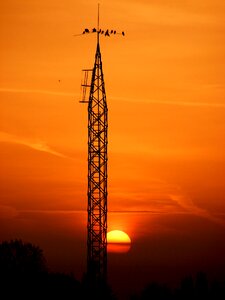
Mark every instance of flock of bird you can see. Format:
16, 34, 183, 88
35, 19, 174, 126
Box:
78, 28, 125, 36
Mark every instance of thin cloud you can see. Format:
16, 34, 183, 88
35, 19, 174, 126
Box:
17, 209, 86, 215
111, 96, 225, 108
109, 180, 188, 214
0, 87, 77, 98
0, 131, 68, 158
109, 180, 225, 227
1, 87, 224, 108
170, 193, 225, 227
0, 205, 18, 219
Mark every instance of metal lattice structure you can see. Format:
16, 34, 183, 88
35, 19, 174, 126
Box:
79, 6, 124, 292
80, 37, 108, 289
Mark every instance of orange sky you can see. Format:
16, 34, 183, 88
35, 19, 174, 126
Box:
1, 0, 225, 295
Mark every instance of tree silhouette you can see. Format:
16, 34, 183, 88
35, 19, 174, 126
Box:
195, 272, 209, 299
141, 282, 172, 300
2, 240, 225, 300
0, 239, 82, 299
0, 239, 47, 276
175, 275, 194, 300
137, 272, 225, 300
81, 272, 117, 300
0, 239, 47, 299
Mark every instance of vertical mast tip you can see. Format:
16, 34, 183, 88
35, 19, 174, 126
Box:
97, 4, 100, 44
98, 3, 100, 30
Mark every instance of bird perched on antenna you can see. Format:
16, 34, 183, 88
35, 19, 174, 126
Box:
73, 28, 125, 37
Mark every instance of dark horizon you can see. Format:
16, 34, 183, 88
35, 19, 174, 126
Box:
1, 239, 225, 299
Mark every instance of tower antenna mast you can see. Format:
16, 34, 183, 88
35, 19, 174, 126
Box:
97, 3, 100, 32
97, 3, 100, 45
77, 4, 125, 294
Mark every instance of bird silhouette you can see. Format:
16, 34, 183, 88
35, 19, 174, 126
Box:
74, 28, 125, 38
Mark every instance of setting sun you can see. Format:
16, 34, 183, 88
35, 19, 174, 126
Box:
107, 230, 131, 253
107, 230, 131, 244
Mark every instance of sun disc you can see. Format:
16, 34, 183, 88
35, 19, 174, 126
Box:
107, 230, 131, 244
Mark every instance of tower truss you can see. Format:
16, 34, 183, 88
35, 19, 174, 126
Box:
79, 6, 125, 292
81, 40, 108, 288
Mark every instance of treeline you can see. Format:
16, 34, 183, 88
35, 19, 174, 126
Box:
0, 239, 80, 299
0, 239, 114, 299
133, 272, 225, 300
1, 240, 225, 300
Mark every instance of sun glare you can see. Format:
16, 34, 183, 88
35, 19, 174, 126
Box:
107, 230, 131, 244
107, 230, 131, 253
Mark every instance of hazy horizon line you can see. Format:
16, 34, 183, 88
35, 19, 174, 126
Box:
1, 87, 225, 108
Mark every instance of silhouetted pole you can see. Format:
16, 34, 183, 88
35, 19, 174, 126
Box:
80, 21, 107, 298
79, 4, 124, 294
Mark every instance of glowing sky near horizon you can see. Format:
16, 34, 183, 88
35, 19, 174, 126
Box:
0, 0, 225, 292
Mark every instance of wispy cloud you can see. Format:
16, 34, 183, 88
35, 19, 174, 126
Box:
0, 205, 18, 219
1, 87, 224, 108
148, 99, 225, 108
0, 87, 78, 98
0, 131, 68, 158
109, 180, 225, 227
112, 96, 225, 108
170, 192, 225, 227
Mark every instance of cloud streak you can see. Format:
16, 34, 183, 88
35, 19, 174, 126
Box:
0, 131, 68, 158
0, 87, 78, 98
109, 179, 225, 227
1, 87, 224, 108
0, 205, 18, 219
170, 192, 225, 227
111, 96, 225, 108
